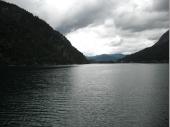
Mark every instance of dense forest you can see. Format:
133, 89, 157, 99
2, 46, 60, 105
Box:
0, 0, 87, 65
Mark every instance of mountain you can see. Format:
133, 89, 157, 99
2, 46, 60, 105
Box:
87, 54, 125, 63
121, 31, 169, 63
0, 1, 87, 65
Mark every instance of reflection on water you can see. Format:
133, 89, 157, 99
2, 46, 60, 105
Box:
0, 64, 169, 127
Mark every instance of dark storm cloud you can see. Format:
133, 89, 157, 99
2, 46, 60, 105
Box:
55, 0, 113, 34
56, 5, 109, 33
153, 0, 169, 12
113, 0, 169, 33
114, 12, 169, 32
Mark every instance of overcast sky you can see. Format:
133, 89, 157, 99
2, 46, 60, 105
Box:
4, 0, 169, 56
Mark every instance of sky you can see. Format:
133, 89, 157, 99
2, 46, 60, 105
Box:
4, 0, 169, 56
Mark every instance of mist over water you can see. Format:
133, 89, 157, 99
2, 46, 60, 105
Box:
0, 64, 169, 127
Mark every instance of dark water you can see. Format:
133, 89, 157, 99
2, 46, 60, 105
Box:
0, 64, 169, 127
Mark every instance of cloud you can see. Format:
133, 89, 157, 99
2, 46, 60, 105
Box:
4, 0, 113, 34
3, 0, 169, 55
55, 0, 113, 34
152, 0, 169, 12
112, 0, 169, 32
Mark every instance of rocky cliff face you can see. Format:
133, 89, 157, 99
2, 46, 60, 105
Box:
0, 1, 87, 65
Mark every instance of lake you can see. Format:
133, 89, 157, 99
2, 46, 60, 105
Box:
0, 64, 169, 127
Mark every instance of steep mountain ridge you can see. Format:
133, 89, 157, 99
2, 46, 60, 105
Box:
121, 31, 169, 63
0, 0, 87, 65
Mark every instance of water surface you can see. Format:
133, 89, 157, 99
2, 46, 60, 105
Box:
0, 64, 169, 127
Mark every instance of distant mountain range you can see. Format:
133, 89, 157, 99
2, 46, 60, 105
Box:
87, 54, 125, 63
0, 1, 87, 65
87, 30, 169, 63
121, 31, 169, 63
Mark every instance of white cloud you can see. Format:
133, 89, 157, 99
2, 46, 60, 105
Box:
66, 24, 161, 55
66, 25, 115, 56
